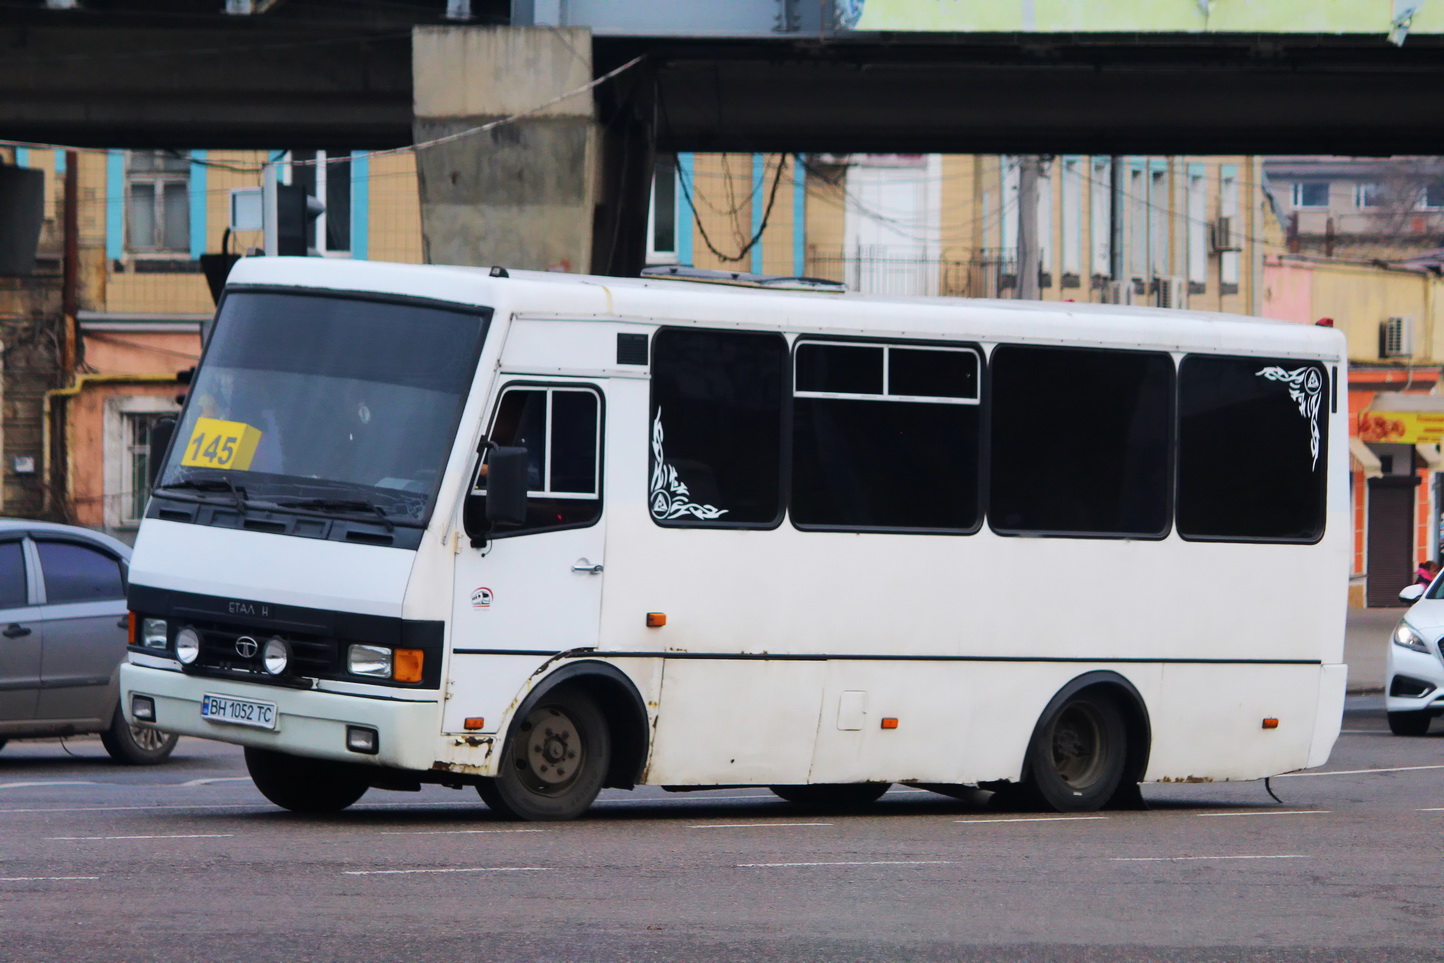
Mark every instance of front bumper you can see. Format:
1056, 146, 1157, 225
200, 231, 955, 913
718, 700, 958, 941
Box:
121, 663, 442, 772
1384, 641, 1444, 715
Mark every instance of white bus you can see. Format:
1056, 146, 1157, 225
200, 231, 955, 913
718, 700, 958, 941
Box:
120, 257, 1348, 820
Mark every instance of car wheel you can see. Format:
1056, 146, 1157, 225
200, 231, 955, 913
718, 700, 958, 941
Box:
1387, 711, 1432, 736
769, 783, 891, 810
99, 707, 179, 765
1020, 689, 1127, 813
244, 747, 369, 813
476, 686, 609, 821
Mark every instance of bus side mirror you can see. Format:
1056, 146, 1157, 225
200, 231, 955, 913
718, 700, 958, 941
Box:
1399, 583, 1426, 604
147, 416, 177, 487
484, 446, 529, 528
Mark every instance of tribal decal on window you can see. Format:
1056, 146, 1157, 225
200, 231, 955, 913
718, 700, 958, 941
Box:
1257, 365, 1323, 470
649, 410, 728, 520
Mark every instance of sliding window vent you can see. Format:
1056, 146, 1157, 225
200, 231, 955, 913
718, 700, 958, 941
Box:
1380, 316, 1415, 358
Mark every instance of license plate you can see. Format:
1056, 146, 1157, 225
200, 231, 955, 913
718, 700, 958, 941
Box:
200, 693, 277, 730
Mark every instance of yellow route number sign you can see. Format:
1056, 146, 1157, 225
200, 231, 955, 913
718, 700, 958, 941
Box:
181, 418, 263, 471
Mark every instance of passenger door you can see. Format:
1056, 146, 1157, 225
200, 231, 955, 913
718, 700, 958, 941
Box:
445, 381, 606, 733
33, 538, 129, 724
0, 537, 40, 723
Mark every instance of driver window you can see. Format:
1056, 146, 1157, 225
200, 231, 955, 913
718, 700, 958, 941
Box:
465, 385, 602, 538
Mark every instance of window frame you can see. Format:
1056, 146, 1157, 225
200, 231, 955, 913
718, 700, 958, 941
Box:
104, 393, 183, 531
1291, 181, 1330, 209
646, 155, 680, 265
31, 535, 128, 606
125, 149, 191, 255
789, 335, 985, 536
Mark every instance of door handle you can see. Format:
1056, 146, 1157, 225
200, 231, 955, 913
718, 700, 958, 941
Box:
571, 559, 604, 575
3, 623, 32, 638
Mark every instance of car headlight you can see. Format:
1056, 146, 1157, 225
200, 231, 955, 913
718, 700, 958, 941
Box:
174, 626, 201, 664
348, 644, 393, 678
1392, 621, 1431, 654
141, 618, 168, 649
262, 637, 290, 676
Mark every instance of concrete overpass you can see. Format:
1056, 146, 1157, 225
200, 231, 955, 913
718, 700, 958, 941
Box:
7, 0, 1444, 274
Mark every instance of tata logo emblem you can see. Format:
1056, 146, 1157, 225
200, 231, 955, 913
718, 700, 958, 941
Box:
470, 587, 493, 609
235, 636, 259, 658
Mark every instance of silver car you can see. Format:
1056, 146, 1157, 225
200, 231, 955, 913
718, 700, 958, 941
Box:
0, 519, 177, 763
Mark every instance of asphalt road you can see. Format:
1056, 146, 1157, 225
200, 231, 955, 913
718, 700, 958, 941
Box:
1, 697, 1441, 963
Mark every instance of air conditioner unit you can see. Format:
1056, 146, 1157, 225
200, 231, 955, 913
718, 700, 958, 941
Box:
1155, 276, 1187, 309
1381, 316, 1415, 358
1211, 217, 1243, 253
1101, 280, 1136, 305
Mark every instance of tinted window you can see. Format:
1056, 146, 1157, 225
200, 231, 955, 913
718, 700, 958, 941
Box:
650, 329, 787, 527
989, 345, 1173, 537
0, 540, 26, 608
1177, 356, 1327, 541
468, 385, 602, 536
792, 341, 981, 531
37, 541, 124, 604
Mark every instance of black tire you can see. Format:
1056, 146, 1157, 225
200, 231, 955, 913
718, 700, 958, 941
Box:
99, 707, 179, 765
0, 738, 7, 753
244, 747, 369, 814
769, 783, 891, 810
1020, 690, 1127, 813
1388, 710, 1432, 736
476, 686, 610, 821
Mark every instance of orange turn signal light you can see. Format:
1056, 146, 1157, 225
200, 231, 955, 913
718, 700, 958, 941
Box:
394, 648, 424, 684
1261, 718, 1279, 730
127, 612, 137, 647
646, 612, 667, 627
881, 718, 899, 730
464, 717, 485, 730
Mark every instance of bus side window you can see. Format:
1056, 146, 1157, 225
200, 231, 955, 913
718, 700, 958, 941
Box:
464, 385, 602, 541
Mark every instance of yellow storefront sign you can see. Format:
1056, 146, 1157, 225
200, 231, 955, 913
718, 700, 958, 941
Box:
1358, 410, 1444, 445
180, 417, 264, 471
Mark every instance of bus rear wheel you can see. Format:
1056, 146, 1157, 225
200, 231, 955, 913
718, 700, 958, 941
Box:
1021, 690, 1127, 812
770, 783, 891, 810
477, 687, 610, 821
244, 747, 369, 814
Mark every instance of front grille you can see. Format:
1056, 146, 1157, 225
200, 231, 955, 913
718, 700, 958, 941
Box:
188, 623, 337, 681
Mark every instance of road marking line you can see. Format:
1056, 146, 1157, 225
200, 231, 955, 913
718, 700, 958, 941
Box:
955, 816, 1107, 824
1276, 764, 1444, 777
344, 867, 548, 876
1417, 808, 1444, 811
0, 781, 103, 791
690, 822, 832, 830
48, 834, 234, 841
380, 829, 544, 836
176, 777, 253, 787
1196, 811, 1328, 818
739, 860, 954, 868
1112, 855, 1309, 862
0, 875, 101, 881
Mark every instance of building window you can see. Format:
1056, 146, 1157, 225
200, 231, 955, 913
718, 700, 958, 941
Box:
1220, 169, 1240, 290
791, 340, 982, 532
1060, 159, 1082, 282
105, 395, 183, 530
650, 328, 786, 528
1149, 167, 1168, 277
647, 155, 679, 264
1177, 356, 1327, 543
126, 151, 190, 253
1355, 182, 1383, 208
286, 151, 351, 255
1421, 183, 1444, 210
1187, 171, 1207, 287
1090, 158, 1112, 278
1128, 165, 1147, 281
989, 345, 1173, 538
1291, 181, 1330, 209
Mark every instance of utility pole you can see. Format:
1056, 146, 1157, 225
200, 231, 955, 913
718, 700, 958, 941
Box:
1017, 155, 1040, 299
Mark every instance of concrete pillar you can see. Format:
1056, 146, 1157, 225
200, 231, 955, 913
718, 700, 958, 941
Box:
412, 26, 653, 276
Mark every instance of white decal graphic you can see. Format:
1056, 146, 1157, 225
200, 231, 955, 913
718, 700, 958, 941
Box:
470, 587, 493, 609
649, 409, 728, 521
1257, 365, 1323, 470
837, 0, 866, 29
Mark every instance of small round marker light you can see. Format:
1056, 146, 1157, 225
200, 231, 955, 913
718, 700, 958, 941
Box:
174, 626, 201, 665
262, 637, 290, 676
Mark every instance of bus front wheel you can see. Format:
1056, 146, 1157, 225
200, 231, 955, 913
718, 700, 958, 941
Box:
244, 747, 369, 813
1020, 690, 1127, 813
477, 687, 610, 821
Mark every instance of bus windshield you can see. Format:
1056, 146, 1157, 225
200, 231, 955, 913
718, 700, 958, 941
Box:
156, 290, 489, 527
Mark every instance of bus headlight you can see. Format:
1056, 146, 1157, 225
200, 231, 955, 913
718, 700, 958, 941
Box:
262, 637, 290, 676
174, 626, 201, 664
141, 618, 168, 649
1392, 622, 1430, 653
348, 644, 392, 678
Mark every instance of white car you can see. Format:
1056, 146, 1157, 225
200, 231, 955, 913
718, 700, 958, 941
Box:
1387, 581, 1444, 735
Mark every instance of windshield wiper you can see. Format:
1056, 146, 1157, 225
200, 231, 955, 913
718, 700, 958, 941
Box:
157, 477, 248, 513
275, 497, 394, 532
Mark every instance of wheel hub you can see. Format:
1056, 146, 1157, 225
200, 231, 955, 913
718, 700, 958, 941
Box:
517, 706, 582, 790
